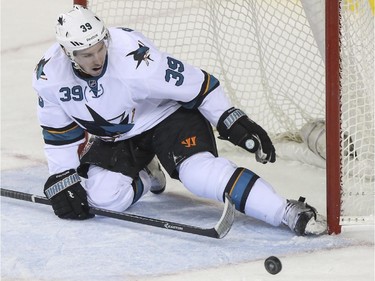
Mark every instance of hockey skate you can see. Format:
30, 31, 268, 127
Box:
282, 197, 327, 236
145, 157, 166, 194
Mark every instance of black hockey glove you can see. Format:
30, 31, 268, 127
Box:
217, 107, 276, 164
44, 169, 94, 220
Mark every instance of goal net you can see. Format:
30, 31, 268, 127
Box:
74, 0, 374, 233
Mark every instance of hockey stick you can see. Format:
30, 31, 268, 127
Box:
1, 188, 235, 239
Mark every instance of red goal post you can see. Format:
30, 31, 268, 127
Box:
73, 0, 374, 234
325, 1, 341, 235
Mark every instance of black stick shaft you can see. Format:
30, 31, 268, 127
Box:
1, 188, 233, 238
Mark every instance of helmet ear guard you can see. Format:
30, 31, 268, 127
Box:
55, 5, 109, 61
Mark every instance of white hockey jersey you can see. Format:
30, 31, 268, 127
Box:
32, 27, 231, 174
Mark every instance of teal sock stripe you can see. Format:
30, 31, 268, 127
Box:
223, 168, 259, 213
132, 177, 144, 204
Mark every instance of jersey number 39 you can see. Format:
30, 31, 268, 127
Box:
165, 57, 184, 86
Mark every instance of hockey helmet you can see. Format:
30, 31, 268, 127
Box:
55, 5, 108, 60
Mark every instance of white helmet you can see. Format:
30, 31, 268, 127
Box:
56, 5, 108, 60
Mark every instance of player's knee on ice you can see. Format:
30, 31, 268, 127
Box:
84, 165, 152, 212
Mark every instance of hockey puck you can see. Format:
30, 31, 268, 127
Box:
264, 256, 282, 275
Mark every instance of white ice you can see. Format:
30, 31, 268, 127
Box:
1, 1, 374, 280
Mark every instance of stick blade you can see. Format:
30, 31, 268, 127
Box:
214, 193, 236, 239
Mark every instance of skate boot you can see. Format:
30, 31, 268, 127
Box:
282, 197, 319, 236
145, 157, 166, 194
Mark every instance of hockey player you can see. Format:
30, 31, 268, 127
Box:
33, 5, 323, 236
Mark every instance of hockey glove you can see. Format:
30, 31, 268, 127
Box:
44, 169, 94, 220
217, 107, 276, 164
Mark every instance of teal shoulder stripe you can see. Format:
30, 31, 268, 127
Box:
205, 73, 220, 95
42, 125, 85, 145
179, 70, 220, 109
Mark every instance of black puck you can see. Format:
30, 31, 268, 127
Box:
264, 256, 282, 275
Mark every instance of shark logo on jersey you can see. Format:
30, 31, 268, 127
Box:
126, 40, 154, 69
84, 80, 104, 100
35, 57, 51, 80
72, 104, 135, 138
